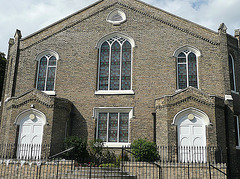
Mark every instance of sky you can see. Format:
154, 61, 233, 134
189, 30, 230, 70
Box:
0, 0, 239, 56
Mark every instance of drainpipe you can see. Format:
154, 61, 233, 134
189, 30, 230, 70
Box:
152, 113, 156, 143
224, 105, 232, 178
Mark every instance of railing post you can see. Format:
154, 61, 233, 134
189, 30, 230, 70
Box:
159, 165, 161, 179
56, 161, 59, 179
38, 163, 42, 179
89, 165, 92, 179
121, 146, 124, 179
121, 146, 124, 171
209, 161, 212, 179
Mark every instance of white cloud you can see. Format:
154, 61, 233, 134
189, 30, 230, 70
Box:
147, 0, 240, 34
0, 0, 239, 55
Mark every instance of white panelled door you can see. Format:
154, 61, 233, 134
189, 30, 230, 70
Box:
178, 115, 206, 163
17, 114, 44, 159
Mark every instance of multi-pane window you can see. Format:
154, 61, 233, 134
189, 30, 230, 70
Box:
97, 111, 129, 143
36, 54, 57, 91
98, 36, 132, 91
177, 51, 198, 89
229, 54, 236, 92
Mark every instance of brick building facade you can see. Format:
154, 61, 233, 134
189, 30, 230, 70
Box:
0, 0, 240, 176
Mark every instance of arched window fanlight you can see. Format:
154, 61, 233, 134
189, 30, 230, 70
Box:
106, 9, 126, 25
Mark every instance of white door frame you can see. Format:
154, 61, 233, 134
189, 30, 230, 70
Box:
15, 109, 47, 159
172, 108, 210, 163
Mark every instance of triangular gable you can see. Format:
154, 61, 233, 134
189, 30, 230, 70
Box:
20, 0, 220, 51
5, 89, 54, 109
155, 87, 216, 109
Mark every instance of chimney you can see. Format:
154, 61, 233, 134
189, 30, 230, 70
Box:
218, 23, 227, 34
235, 29, 240, 47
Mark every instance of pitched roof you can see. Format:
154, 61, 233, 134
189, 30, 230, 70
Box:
19, 0, 220, 50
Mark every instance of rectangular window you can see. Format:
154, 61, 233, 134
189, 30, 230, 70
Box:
94, 107, 132, 147
235, 115, 240, 149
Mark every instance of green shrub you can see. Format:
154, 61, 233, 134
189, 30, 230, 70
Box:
120, 151, 129, 161
116, 151, 129, 167
64, 136, 89, 162
131, 138, 159, 162
88, 139, 104, 158
102, 150, 116, 164
89, 139, 117, 165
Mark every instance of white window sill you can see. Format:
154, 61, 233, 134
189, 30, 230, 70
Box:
231, 90, 239, 95
95, 90, 134, 95
103, 142, 131, 148
225, 95, 233, 101
42, 91, 56, 96
236, 146, 240, 150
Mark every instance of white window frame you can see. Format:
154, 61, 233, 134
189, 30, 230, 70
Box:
106, 9, 127, 25
235, 115, 240, 149
176, 51, 199, 89
95, 33, 135, 95
173, 46, 200, 90
93, 107, 133, 147
36, 50, 59, 95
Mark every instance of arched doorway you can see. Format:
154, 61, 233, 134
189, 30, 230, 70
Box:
15, 109, 46, 159
173, 108, 210, 162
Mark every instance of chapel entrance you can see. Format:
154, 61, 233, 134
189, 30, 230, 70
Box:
16, 110, 45, 159
174, 108, 209, 163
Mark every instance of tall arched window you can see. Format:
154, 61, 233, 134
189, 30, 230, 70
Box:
96, 34, 134, 94
229, 54, 236, 92
174, 46, 200, 90
36, 51, 58, 95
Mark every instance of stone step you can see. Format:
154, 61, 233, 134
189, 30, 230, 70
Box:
73, 166, 121, 171
58, 171, 129, 176
49, 167, 137, 179
49, 175, 137, 179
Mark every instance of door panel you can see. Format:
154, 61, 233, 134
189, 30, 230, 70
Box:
193, 126, 203, 135
178, 116, 206, 162
17, 115, 43, 159
181, 137, 190, 146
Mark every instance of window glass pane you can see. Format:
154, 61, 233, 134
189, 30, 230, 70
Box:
229, 55, 235, 91
112, 14, 123, 21
178, 53, 186, 63
188, 52, 198, 88
98, 113, 107, 142
46, 67, 56, 91
37, 57, 47, 91
110, 42, 120, 90
99, 42, 110, 90
235, 116, 240, 146
119, 113, 129, 142
48, 56, 56, 66
108, 113, 118, 142
238, 117, 240, 146
121, 41, 131, 90
178, 64, 187, 89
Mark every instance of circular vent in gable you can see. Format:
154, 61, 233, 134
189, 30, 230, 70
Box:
106, 9, 126, 25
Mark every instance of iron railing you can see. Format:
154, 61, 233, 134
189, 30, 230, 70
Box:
121, 146, 227, 179
0, 144, 227, 178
